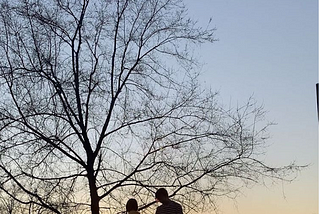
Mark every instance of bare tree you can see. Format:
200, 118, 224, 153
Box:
0, 0, 301, 213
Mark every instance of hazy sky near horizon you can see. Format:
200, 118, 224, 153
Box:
183, 0, 318, 214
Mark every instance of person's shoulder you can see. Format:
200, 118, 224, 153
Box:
171, 200, 183, 212
170, 200, 182, 207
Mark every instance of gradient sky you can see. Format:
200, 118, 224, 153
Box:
183, 0, 318, 214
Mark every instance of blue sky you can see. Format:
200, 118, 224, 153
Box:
184, 0, 318, 213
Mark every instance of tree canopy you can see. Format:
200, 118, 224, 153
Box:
0, 0, 301, 213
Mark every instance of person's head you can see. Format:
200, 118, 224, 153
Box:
126, 198, 138, 212
155, 188, 169, 203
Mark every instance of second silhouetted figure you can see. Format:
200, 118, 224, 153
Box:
155, 188, 183, 214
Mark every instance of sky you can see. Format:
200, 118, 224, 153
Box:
183, 0, 318, 214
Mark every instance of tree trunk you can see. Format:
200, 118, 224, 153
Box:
87, 165, 100, 214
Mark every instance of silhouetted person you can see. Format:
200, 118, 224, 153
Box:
126, 198, 140, 214
155, 188, 183, 214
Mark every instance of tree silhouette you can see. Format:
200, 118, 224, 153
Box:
0, 0, 301, 213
